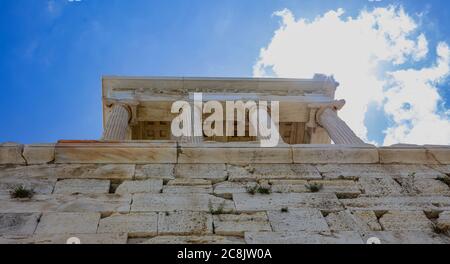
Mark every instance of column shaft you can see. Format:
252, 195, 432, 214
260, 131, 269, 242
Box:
318, 108, 365, 145
102, 104, 130, 141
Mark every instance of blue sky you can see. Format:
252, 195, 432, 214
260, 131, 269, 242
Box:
0, 0, 449, 144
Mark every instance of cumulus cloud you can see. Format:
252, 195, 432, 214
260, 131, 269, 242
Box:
253, 6, 450, 145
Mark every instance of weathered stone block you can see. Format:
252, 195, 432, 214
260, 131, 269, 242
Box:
0, 195, 59, 213
166, 178, 212, 186
233, 193, 342, 211
55, 164, 135, 180
413, 179, 450, 196
379, 147, 438, 164
115, 179, 163, 195
55, 194, 131, 215
131, 193, 235, 212
0, 213, 41, 235
307, 180, 360, 198
292, 145, 378, 164
436, 211, 450, 229
134, 164, 175, 181
245, 231, 364, 244
0, 143, 26, 165
178, 144, 292, 164
228, 164, 321, 181
341, 196, 450, 211
141, 235, 244, 244
23, 144, 55, 165
35, 212, 100, 234
163, 186, 213, 194
213, 212, 271, 236
325, 210, 382, 231
175, 164, 227, 183
316, 164, 443, 180
54, 179, 110, 194
0, 164, 55, 180
267, 209, 329, 232
269, 180, 308, 193
0, 178, 56, 195
55, 142, 177, 164
213, 182, 248, 199
425, 146, 450, 164
158, 211, 213, 235
379, 211, 433, 231
98, 213, 158, 237
358, 177, 403, 196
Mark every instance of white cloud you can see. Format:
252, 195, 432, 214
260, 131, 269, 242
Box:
253, 6, 450, 145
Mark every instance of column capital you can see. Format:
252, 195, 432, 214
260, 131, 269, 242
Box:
306, 99, 346, 128
104, 99, 139, 125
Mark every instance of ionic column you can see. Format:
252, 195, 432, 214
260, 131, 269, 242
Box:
317, 107, 365, 145
102, 104, 131, 141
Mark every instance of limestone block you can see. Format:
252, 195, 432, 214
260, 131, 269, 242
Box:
178, 144, 292, 164
316, 164, 443, 180
141, 235, 244, 244
115, 179, 163, 195
0, 143, 26, 165
98, 213, 158, 237
134, 164, 175, 181
163, 186, 213, 194
267, 209, 329, 232
428, 164, 450, 174
378, 211, 433, 231
35, 212, 100, 234
384, 165, 445, 178
0, 213, 41, 235
436, 211, 450, 229
425, 146, 450, 164
166, 178, 212, 186
131, 193, 235, 212
0, 164, 55, 180
55, 164, 135, 180
233, 193, 343, 211
316, 164, 386, 179
157, 211, 213, 235
55, 194, 131, 215
0, 233, 127, 244
341, 196, 450, 211
175, 164, 227, 184
379, 147, 438, 164
413, 179, 450, 196
269, 180, 308, 193
55, 142, 177, 164
213, 212, 272, 236
245, 231, 364, 244
307, 180, 360, 198
292, 145, 379, 164
54, 179, 110, 194
325, 210, 382, 231
213, 182, 247, 199
358, 177, 403, 196
360, 231, 450, 244
228, 164, 321, 181
0, 195, 59, 213
23, 144, 55, 165
0, 178, 56, 195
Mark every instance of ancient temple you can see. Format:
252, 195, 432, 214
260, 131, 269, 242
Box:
101, 75, 363, 145
0, 75, 449, 244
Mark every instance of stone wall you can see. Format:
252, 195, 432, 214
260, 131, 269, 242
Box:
0, 142, 449, 244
